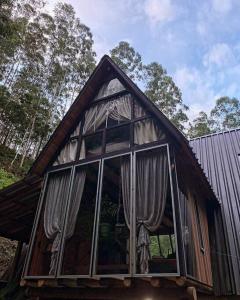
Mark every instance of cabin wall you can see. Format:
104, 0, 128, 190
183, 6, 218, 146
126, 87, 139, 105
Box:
187, 191, 212, 286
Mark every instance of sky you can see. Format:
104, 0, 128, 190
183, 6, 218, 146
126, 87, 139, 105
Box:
46, 0, 240, 121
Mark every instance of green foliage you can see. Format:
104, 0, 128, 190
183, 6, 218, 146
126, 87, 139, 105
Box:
144, 62, 188, 131
211, 96, 240, 130
110, 41, 143, 81
0, 0, 96, 168
110, 42, 189, 131
188, 111, 213, 139
150, 235, 176, 258
0, 144, 33, 177
188, 97, 240, 138
0, 168, 18, 189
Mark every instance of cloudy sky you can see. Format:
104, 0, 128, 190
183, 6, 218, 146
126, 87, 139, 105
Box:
47, 0, 240, 120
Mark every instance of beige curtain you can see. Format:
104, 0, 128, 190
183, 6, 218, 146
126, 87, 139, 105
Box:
94, 78, 125, 100
43, 172, 70, 275
80, 95, 132, 159
134, 119, 165, 145
136, 150, 169, 274
53, 139, 78, 166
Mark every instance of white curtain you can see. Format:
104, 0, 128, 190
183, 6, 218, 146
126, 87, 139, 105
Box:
136, 150, 169, 274
53, 139, 78, 166
43, 172, 70, 275
65, 169, 86, 240
94, 78, 125, 100
107, 95, 131, 122
134, 119, 165, 145
80, 95, 132, 159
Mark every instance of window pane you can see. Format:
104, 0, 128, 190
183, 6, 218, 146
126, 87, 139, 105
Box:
53, 139, 78, 166
135, 147, 177, 274
61, 162, 99, 275
106, 125, 130, 153
179, 191, 197, 277
80, 132, 103, 159
134, 119, 166, 145
96, 156, 130, 274
134, 100, 148, 118
27, 170, 71, 276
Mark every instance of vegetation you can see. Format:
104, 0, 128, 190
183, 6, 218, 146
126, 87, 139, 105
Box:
110, 42, 189, 131
188, 96, 240, 138
1, 1, 239, 171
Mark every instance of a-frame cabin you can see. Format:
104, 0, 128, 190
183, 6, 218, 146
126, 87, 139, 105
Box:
0, 56, 237, 299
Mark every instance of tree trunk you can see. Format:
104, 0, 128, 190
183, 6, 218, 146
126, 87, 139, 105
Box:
20, 115, 36, 167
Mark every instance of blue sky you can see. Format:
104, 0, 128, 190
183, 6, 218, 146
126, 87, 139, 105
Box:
47, 0, 240, 120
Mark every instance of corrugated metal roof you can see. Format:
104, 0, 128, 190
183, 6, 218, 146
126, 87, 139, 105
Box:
190, 128, 240, 295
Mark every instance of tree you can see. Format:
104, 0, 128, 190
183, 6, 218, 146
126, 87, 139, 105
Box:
144, 62, 188, 131
110, 42, 189, 131
210, 96, 240, 131
187, 111, 213, 138
0, 0, 96, 169
110, 41, 143, 81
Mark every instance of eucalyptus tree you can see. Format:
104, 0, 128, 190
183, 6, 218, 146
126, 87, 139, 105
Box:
110, 42, 189, 131
187, 112, 213, 139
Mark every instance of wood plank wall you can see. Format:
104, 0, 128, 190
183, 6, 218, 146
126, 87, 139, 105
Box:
188, 190, 212, 286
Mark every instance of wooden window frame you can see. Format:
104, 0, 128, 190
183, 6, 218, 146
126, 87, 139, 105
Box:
194, 196, 205, 254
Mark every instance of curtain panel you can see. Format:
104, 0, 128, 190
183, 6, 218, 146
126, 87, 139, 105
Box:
43, 172, 70, 275
121, 149, 169, 274
136, 150, 169, 274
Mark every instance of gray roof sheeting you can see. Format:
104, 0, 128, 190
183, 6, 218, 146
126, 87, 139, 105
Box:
190, 128, 240, 295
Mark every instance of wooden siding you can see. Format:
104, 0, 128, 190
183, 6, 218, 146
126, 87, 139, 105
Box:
188, 190, 212, 286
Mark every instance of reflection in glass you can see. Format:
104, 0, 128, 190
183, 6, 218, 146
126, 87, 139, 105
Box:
96, 156, 130, 274
106, 125, 130, 152
61, 162, 99, 275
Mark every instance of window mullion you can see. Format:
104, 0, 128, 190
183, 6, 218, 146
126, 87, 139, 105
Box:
91, 159, 104, 276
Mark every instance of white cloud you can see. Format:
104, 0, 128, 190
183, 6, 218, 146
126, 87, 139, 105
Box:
203, 43, 235, 67
212, 0, 232, 14
174, 67, 217, 121
144, 0, 176, 26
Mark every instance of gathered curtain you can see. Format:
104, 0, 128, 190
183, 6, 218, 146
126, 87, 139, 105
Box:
80, 95, 131, 159
121, 149, 169, 274
43, 172, 70, 275
65, 169, 86, 240
136, 150, 169, 274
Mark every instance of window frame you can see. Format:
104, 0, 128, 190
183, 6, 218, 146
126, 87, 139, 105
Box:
193, 196, 205, 254
23, 165, 74, 279
132, 143, 180, 277
24, 143, 180, 279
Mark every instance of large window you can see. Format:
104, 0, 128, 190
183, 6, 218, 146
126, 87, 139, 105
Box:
26, 169, 72, 276
60, 162, 99, 276
95, 155, 130, 275
135, 147, 177, 274
25, 83, 178, 278
53, 90, 166, 165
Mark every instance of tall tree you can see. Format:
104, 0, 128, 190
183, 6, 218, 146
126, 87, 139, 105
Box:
110, 42, 189, 131
110, 41, 143, 81
144, 62, 188, 131
0, 0, 96, 170
187, 111, 213, 138
210, 96, 240, 131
